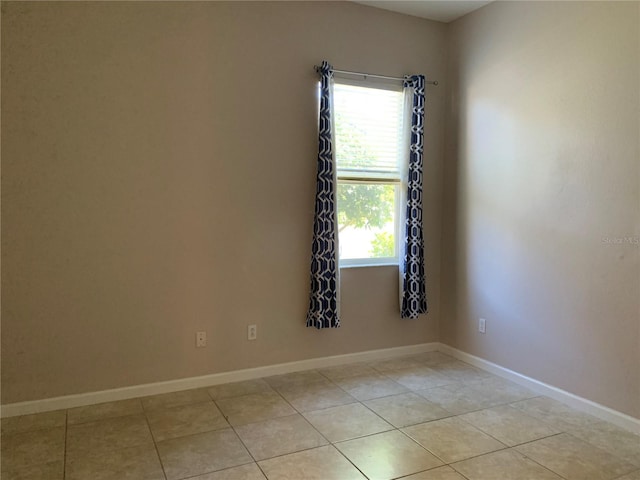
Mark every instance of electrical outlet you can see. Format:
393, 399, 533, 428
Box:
478, 318, 486, 334
248, 324, 257, 341
196, 331, 207, 347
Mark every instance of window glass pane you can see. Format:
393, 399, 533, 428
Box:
334, 83, 404, 177
337, 183, 397, 260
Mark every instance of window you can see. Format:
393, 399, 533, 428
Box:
333, 77, 407, 267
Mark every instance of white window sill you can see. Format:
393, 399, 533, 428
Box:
340, 262, 399, 269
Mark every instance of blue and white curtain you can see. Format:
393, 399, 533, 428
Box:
400, 75, 428, 318
306, 61, 340, 329
306, 63, 427, 325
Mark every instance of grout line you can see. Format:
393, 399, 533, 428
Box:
256, 376, 335, 453
228, 421, 260, 464
253, 457, 270, 480
395, 424, 512, 467
212, 380, 336, 471
331, 442, 373, 479
444, 463, 474, 480
145, 412, 169, 480
65, 398, 145, 426
395, 425, 448, 460
62, 410, 68, 480
510, 431, 565, 449
330, 424, 397, 445
247, 443, 340, 464
508, 434, 572, 480
446, 461, 479, 480
174, 460, 257, 480
441, 445, 512, 468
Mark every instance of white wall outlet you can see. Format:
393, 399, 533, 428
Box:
196, 331, 207, 347
479, 318, 486, 334
247, 324, 257, 341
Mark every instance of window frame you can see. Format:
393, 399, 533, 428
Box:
332, 75, 408, 268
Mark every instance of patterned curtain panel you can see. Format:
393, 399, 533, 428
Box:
400, 75, 428, 319
306, 61, 340, 329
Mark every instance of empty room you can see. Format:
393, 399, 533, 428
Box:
1, 1, 638, 479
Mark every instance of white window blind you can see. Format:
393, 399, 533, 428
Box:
333, 81, 405, 180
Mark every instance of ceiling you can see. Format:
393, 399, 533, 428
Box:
353, 1, 492, 23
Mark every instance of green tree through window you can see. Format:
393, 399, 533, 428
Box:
335, 111, 396, 258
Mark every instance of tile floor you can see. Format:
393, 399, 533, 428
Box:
2, 352, 639, 480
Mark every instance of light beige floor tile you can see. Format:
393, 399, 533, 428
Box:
276, 382, 356, 412
215, 391, 296, 426
264, 370, 331, 389
364, 392, 451, 427
510, 396, 600, 430
141, 388, 211, 411
302, 402, 393, 442
157, 428, 252, 480
335, 373, 409, 401
567, 420, 640, 467
208, 379, 273, 400
466, 377, 536, 404
318, 362, 377, 381
191, 463, 267, 479
403, 416, 505, 463
431, 361, 495, 383
0, 426, 66, 472
459, 405, 561, 446
66, 413, 153, 459
409, 352, 456, 367
1, 460, 64, 480
401, 465, 467, 479
258, 445, 366, 480
68, 398, 143, 425
5, 357, 635, 480
384, 367, 456, 391
235, 414, 328, 460
336, 430, 443, 480
452, 448, 563, 479
1, 410, 66, 435
370, 356, 425, 372
65, 444, 164, 480
516, 433, 636, 480
416, 383, 501, 414
146, 401, 229, 441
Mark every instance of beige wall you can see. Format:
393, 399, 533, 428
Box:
1, 2, 446, 403
4, 0, 638, 420
442, 1, 640, 417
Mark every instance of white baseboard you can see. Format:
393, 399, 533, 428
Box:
0, 342, 439, 418
3, 341, 639, 436
438, 344, 640, 435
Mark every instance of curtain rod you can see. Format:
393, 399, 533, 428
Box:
314, 65, 438, 86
